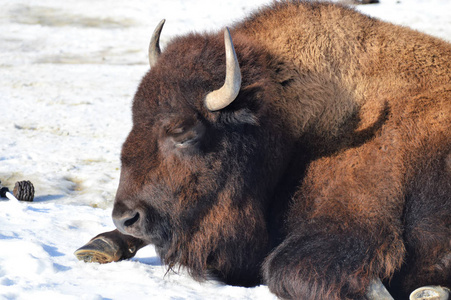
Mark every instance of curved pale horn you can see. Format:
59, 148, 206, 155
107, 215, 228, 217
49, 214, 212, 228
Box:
205, 27, 242, 111
149, 19, 166, 68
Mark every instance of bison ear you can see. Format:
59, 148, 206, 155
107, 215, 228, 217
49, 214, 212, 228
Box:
149, 19, 166, 68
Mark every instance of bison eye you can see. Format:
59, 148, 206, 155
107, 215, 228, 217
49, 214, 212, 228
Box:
169, 122, 206, 149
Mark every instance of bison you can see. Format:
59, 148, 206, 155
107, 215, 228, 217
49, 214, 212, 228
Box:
75, 1, 451, 299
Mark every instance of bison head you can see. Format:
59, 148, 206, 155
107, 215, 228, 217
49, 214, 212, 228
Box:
111, 20, 292, 285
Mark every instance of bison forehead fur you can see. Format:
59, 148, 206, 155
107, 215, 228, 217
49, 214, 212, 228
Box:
109, 1, 451, 298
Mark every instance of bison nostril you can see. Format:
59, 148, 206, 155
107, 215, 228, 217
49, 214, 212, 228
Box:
112, 208, 143, 236
124, 212, 140, 227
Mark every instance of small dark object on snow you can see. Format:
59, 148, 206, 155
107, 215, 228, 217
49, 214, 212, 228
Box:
0, 180, 34, 201
13, 181, 34, 202
13, 180, 34, 201
0, 185, 9, 198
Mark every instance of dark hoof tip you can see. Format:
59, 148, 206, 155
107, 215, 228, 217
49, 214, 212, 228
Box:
74, 237, 122, 264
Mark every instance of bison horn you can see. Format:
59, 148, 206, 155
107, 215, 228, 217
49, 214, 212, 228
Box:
205, 28, 242, 111
149, 19, 166, 68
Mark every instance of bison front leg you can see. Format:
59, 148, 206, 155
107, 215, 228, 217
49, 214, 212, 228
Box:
262, 222, 405, 300
75, 229, 147, 263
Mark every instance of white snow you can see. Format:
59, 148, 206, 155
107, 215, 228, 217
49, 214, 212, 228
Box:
0, 0, 450, 299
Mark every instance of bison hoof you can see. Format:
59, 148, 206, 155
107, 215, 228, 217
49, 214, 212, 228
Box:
409, 286, 450, 300
74, 237, 122, 264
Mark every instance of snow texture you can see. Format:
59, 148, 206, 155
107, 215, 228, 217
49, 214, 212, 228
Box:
1, 0, 450, 299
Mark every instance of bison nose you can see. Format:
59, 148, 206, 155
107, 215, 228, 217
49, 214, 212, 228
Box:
112, 208, 142, 236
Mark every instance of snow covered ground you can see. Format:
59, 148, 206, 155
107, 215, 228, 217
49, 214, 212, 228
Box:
0, 0, 450, 299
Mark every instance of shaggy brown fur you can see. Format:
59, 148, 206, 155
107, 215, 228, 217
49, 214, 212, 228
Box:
82, 1, 450, 299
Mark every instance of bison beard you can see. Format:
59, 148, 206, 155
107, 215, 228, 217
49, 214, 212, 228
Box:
75, 1, 451, 299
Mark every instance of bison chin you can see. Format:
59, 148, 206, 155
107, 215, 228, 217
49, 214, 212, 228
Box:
113, 192, 270, 287
165, 220, 269, 286
161, 201, 270, 287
